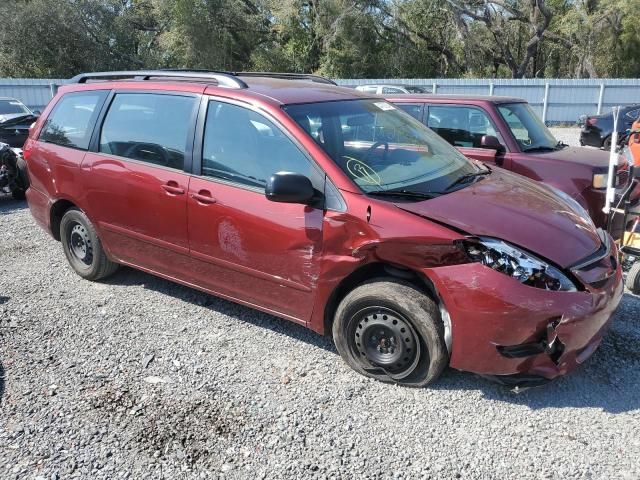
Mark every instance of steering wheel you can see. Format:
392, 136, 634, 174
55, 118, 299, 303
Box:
364, 141, 389, 162
123, 143, 170, 166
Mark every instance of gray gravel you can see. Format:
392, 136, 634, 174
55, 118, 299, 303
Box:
1, 196, 639, 480
549, 127, 583, 147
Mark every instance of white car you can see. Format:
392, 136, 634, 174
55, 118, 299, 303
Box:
354, 84, 431, 95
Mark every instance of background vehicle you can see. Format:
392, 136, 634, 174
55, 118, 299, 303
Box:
23, 71, 622, 388
611, 124, 640, 294
0, 143, 29, 199
0, 97, 39, 148
579, 105, 640, 150
355, 84, 431, 95
387, 94, 630, 228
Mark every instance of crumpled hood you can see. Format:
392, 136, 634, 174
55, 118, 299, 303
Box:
396, 169, 602, 268
529, 146, 611, 169
0, 113, 37, 128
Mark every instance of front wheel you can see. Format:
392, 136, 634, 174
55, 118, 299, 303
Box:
332, 279, 449, 387
627, 262, 640, 295
60, 208, 119, 281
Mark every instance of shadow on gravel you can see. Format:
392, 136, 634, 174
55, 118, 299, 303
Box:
0, 360, 5, 406
434, 292, 640, 413
0, 196, 27, 215
104, 267, 336, 353
104, 268, 640, 413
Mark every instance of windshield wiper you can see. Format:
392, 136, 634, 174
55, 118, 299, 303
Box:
367, 189, 439, 200
522, 145, 558, 152
443, 167, 491, 192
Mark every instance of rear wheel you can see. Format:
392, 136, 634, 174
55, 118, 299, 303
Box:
627, 262, 640, 294
11, 188, 25, 200
332, 279, 448, 387
603, 136, 612, 150
60, 208, 118, 281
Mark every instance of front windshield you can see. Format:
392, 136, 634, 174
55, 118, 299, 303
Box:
0, 100, 29, 116
498, 102, 558, 152
284, 99, 478, 194
405, 86, 429, 93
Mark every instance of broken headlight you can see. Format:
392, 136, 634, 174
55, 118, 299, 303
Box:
462, 237, 577, 292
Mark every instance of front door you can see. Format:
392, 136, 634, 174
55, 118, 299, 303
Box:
187, 99, 325, 322
82, 91, 199, 276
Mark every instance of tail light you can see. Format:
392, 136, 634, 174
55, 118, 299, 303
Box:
586, 117, 597, 126
22, 139, 33, 162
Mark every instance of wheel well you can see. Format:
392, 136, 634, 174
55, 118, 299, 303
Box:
322, 262, 436, 336
50, 199, 76, 241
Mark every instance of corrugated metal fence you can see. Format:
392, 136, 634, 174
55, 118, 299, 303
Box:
0, 78, 63, 113
2, 77, 640, 124
339, 78, 640, 124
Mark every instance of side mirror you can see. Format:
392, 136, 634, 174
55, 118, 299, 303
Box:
32, 110, 41, 116
265, 172, 315, 205
480, 135, 504, 151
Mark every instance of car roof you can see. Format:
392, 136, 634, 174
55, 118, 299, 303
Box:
61, 71, 375, 106
358, 84, 409, 88
386, 94, 526, 104
0, 97, 22, 102
241, 76, 373, 104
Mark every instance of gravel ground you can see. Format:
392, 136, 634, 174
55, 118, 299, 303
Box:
549, 127, 583, 147
1, 186, 640, 479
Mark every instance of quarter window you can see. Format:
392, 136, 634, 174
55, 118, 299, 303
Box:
40, 91, 107, 150
202, 101, 318, 190
99, 93, 196, 170
427, 105, 501, 148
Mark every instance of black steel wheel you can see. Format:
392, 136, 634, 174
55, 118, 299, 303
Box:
333, 279, 449, 387
60, 208, 119, 281
67, 222, 94, 266
351, 307, 421, 380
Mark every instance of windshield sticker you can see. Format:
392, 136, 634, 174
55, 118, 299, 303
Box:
345, 157, 382, 185
373, 102, 395, 111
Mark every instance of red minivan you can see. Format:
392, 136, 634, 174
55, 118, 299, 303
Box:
24, 71, 623, 387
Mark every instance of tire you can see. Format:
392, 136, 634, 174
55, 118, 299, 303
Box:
332, 278, 449, 387
603, 136, 612, 151
11, 188, 25, 200
60, 207, 119, 281
627, 262, 640, 295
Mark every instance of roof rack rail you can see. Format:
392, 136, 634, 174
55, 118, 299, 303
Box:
68, 70, 248, 89
236, 72, 337, 85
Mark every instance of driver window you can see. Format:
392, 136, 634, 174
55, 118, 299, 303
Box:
427, 105, 501, 148
202, 101, 319, 190
99, 93, 197, 170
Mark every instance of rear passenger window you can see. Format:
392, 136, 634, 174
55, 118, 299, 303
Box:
99, 93, 196, 170
40, 91, 107, 150
202, 101, 318, 190
427, 105, 501, 148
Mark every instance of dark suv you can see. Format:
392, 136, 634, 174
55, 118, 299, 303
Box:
0, 97, 39, 148
23, 71, 622, 387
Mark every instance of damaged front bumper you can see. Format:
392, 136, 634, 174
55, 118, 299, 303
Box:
425, 241, 623, 385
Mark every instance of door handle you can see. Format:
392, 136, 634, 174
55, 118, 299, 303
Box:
162, 182, 185, 195
191, 190, 217, 205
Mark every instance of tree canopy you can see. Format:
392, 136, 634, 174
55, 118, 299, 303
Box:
1, 0, 638, 79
